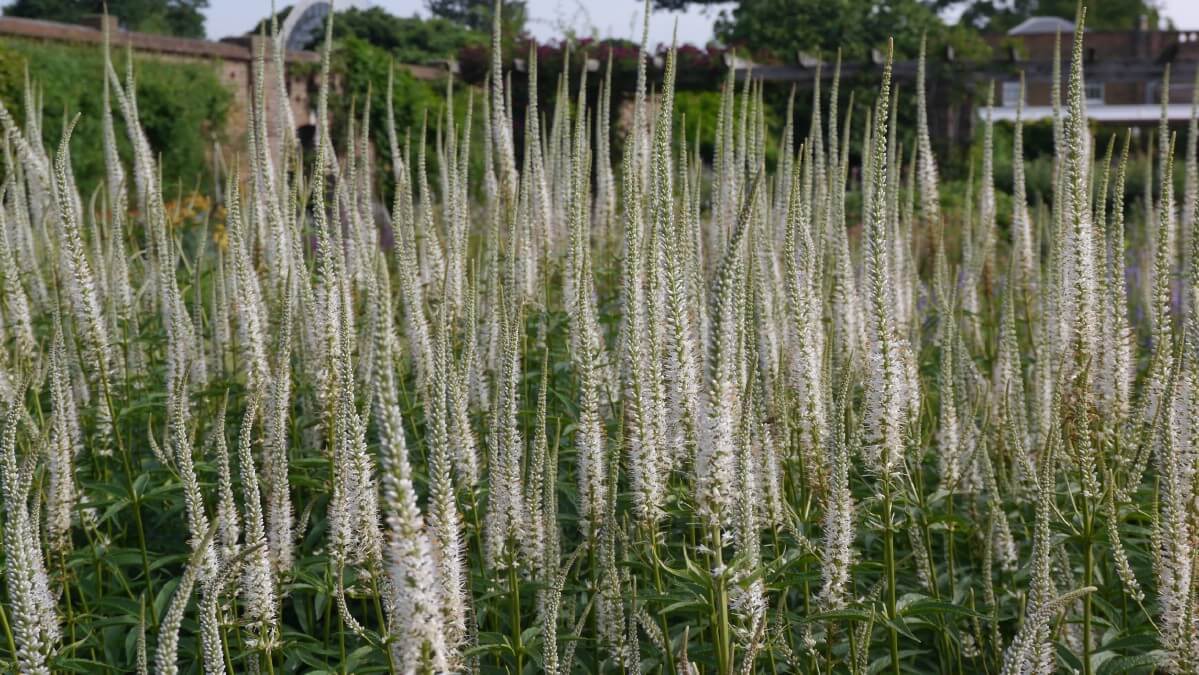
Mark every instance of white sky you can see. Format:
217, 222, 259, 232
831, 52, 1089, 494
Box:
194, 0, 1199, 45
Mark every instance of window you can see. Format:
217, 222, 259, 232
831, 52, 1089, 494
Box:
1002, 81, 1023, 107
1085, 82, 1104, 105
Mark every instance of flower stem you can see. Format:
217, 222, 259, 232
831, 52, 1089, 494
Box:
883, 477, 900, 675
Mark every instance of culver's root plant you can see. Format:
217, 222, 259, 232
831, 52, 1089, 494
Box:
0, 2, 1196, 673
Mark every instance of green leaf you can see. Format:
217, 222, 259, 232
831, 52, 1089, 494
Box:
1096, 651, 1164, 675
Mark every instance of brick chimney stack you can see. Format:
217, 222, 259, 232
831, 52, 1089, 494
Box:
1136, 14, 1150, 59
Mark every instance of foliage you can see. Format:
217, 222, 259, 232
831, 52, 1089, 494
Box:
321, 7, 487, 65
0, 38, 229, 192
2, 0, 208, 38
329, 36, 454, 187
426, 0, 526, 33
939, 0, 1161, 31
713, 0, 947, 60
646, 0, 988, 63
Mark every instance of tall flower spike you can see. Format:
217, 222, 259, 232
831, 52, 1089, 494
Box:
368, 250, 457, 662
1062, 8, 1102, 378
1184, 68, 1199, 287
0, 193, 33, 362
1153, 359, 1198, 670
155, 524, 217, 675
1107, 131, 1136, 455
819, 376, 856, 610
699, 166, 759, 526
730, 373, 766, 655
1151, 135, 1179, 352
1011, 72, 1035, 292
379, 363, 450, 670
51, 117, 112, 415
235, 389, 279, 641
664, 128, 707, 477
424, 301, 468, 650
165, 343, 223, 674
1002, 417, 1061, 675
828, 106, 864, 366
1, 392, 60, 675
938, 297, 964, 491
622, 33, 674, 525
45, 308, 77, 558
264, 278, 295, 573
916, 35, 941, 234
785, 142, 828, 495
526, 342, 551, 577
212, 394, 241, 567
448, 273, 480, 488
568, 230, 609, 536
862, 40, 915, 479
484, 293, 529, 565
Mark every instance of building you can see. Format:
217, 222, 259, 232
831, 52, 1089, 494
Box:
983, 16, 1199, 124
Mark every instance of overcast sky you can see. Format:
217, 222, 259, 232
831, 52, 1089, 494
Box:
0, 0, 1191, 47
196, 0, 1199, 46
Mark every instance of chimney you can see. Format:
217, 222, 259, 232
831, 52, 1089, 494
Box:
1136, 14, 1150, 59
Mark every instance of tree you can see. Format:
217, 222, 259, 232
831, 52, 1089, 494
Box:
707, 0, 948, 61
426, 0, 526, 34
3, 0, 208, 38
325, 7, 485, 64
932, 0, 1160, 31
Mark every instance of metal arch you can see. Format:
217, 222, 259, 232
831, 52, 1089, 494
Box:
277, 0, 370, 52
279, 0, 332, 52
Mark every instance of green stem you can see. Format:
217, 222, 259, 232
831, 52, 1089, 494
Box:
1082, 496, 1094, 675
510, 559, 523, 674
51, 548, 74, 655
649, 522, 676, 675
883, 477, 900, 675
94, 350, 157, 628
946, 492, 957, 600
0, 601, 17, 665
370, 575, 397, 674
711, 523, 733, 675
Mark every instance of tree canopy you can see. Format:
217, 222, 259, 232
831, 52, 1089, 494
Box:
3, 0, 208, 38
323, 7, 486, 64
711, 0, 947, 60
426, 0, 526, 34
933, 0, 1160, 32
652, 0, 1162, 61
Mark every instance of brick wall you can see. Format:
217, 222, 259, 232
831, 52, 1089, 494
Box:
0, 15, 324, 150
0, 14, 443, 165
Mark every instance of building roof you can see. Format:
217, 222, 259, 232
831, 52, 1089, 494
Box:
1007, 16, 1077, 36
